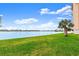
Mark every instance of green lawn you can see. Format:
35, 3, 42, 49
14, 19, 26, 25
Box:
0, 33, 79, 56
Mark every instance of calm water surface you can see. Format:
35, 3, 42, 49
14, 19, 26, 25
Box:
0, 32, 62, 40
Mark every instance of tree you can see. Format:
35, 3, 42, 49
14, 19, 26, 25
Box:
58, 19, 74, 37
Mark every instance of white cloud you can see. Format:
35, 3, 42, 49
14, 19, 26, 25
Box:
56, 5, 71, 14
40, 8, 56, 15
0, 21, 58, 30
40, 8, 50, 15
0, 26, 17, 30
48, 11, 56, 14
57, 17, 71, 20
40, 5, 72, 15
15, 18, 38, 25
62, 9, 72, 16
5, 26, 17, 30
39, 21, 55, 29
0, 14, 3, 16
28, 21, 58, 30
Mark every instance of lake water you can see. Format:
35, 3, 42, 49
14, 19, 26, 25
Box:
0, 32, 62, 40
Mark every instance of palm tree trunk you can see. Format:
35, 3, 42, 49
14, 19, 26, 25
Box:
64, 28, 68, 37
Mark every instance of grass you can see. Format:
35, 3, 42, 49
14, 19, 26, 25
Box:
0, 33, 79, 56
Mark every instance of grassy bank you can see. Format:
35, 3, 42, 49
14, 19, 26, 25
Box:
0, 33, 79, 56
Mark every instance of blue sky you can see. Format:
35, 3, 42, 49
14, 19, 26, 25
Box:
0, 3, 72, 30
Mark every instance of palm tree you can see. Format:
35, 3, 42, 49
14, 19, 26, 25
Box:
58, 19, 74, 37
